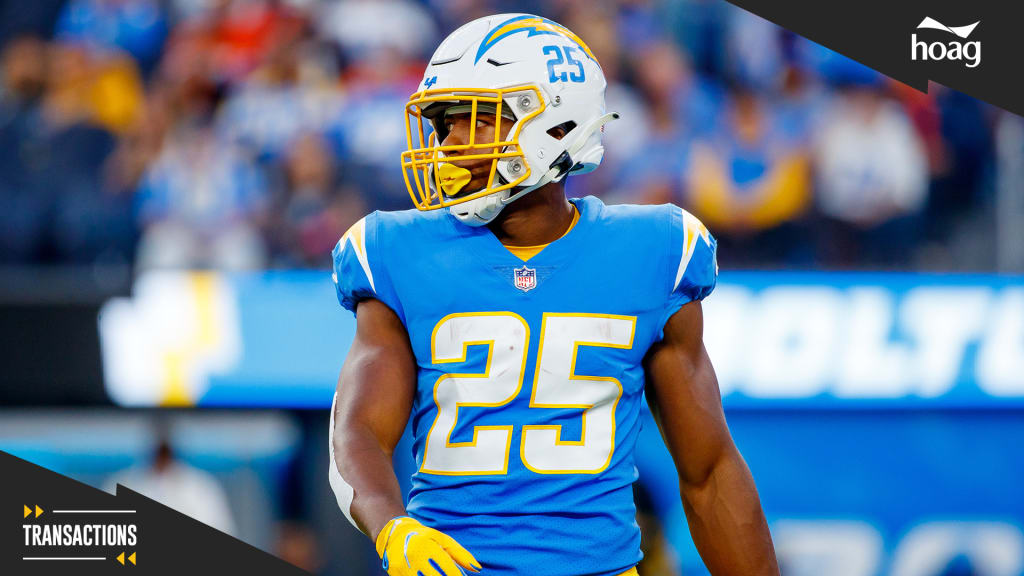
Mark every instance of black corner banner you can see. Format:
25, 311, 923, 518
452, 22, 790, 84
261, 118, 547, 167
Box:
0, 451, 309, 576
725, 0, 1023, 117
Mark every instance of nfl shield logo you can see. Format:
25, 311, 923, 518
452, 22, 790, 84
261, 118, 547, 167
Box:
513, 265, 537, 292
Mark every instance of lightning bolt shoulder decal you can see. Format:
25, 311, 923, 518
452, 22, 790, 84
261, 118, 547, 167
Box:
674, 209, 711, 291
338, 217, 376, 293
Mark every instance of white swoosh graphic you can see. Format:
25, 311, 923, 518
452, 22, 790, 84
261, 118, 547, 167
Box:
917, 16, 980, 39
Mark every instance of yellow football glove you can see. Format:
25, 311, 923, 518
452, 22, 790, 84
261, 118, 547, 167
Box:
375, 516, 482, 576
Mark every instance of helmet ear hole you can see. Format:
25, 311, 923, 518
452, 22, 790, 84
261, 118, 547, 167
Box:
546, 121, 576, 140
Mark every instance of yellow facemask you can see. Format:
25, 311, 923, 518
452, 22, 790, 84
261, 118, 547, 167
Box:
401, 85, 546, 211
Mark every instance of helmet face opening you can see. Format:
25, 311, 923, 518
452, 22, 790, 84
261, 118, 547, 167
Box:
401, 85, 546, 211
422, 100, 518, 146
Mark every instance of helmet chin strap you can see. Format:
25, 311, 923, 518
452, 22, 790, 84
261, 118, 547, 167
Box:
451, 112, 619, 227
449, 190, 509, 226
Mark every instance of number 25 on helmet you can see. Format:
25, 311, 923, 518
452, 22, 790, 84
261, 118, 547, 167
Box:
402, 14, 619, 226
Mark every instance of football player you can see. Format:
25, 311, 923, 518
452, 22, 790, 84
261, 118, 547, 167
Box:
329, 13, 778, 576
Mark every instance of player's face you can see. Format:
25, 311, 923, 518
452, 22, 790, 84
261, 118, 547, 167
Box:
440, 111, 513, 194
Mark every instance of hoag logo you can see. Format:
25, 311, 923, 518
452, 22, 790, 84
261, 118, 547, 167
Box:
912, 17, 981, 68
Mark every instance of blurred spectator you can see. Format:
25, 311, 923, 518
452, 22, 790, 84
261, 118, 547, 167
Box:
609, 40, 721, 205
775, 38, 829, 151
216, 35, 344, 163
266, 132, 366, 267
814, 82, 928, 268
316, 0, 437, 60
0, 37, 138, 265
134, 123, 268, 271
107, 433, 236, 535
170, 0, 308, 85
684, 85, 812, 266
659, 0, 728, 76
328, 46, 421, 210
563, 4, 650, 195
55, 0, 169, 75
425, 0, 521, 36
0, 0, 66, 46
153, 24, 222, 123
928, 86, 994, 241
725, 3, 784, 92
105, 90, 172, 201
0, 0, 1009, 271
0, 36, 51, 263
46, 40, 144, 134
994, 113, 1024, 273
615, 0, 662, 52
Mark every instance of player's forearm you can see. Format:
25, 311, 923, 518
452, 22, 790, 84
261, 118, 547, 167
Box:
331, 299, 417, 541
679, 448, 779, 576
333, 422, 408, 540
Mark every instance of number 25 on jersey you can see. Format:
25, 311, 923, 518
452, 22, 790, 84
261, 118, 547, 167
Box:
421, 312, 636, 476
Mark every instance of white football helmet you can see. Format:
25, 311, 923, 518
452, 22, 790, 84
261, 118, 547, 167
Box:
401, 14, 617, 225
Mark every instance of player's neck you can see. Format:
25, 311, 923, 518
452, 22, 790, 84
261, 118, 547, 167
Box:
487, 184, 575, 247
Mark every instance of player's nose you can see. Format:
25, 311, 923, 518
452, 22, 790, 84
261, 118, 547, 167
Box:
441, 117, 474, 153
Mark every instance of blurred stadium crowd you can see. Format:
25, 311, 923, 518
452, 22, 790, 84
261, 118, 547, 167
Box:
0, 0, 1017, 272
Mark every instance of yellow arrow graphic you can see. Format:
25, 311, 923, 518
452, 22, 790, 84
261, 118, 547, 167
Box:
117, 552, 125, 565
35, 505, 43, 518
23, 505, 31, 518
128, 552, 136, 565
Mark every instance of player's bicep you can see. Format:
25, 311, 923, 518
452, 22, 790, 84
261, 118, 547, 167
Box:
644, 300, 733, 487
334, 298, 416, 452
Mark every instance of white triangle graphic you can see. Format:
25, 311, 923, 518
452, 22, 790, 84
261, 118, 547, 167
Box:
917, 17, 980, 39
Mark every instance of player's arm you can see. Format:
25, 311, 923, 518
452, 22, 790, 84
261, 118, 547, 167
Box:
643, 300, 779, 576
331, 298, 414, 539
329, 298, 481, 576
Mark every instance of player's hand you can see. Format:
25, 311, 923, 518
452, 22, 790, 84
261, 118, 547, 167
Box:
375, 516, 482, 576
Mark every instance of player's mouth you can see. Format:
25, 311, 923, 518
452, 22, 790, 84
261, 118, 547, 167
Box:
436, 159, 499, 198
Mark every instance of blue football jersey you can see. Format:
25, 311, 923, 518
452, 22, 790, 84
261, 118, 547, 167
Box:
332, 195, 717, 576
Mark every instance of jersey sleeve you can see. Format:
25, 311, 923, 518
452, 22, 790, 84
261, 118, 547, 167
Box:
331, 212, 405, 321
658, 205, 718, 335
